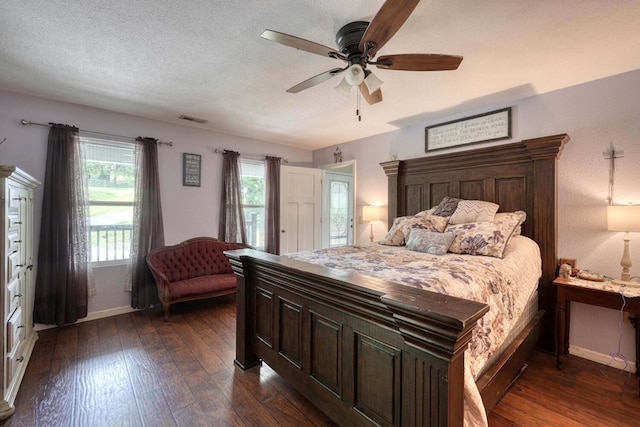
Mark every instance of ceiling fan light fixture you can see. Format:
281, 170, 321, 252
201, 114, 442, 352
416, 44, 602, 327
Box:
364, 71, 383, 94
345, 64, 365, 86
335, 76, 352, 96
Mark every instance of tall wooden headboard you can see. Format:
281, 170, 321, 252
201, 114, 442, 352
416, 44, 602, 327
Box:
381, 134, 570, 350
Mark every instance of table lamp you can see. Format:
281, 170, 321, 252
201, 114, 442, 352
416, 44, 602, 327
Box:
362, 205, 380, 243
607, 205, 640, 281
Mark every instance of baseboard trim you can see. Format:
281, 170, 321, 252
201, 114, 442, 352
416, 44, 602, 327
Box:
34, 306, 140, 331
569, 344, 637, 374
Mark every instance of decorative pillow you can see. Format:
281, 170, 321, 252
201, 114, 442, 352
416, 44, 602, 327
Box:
445, 217, 520, 258
406, 229, 455, 255
433, 196, 461, 217
415, 207, 436, 217
493, 210, 527, 236
379, 215, 414, 246
379, 214, 449, 246
399, 214, 449, 242
449, 200, 499, 225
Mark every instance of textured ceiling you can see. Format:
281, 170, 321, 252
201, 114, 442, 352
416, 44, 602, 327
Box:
1, 0, 639, 149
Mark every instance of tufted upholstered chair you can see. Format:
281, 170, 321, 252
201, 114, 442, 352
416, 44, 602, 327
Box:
146, 237, 248, 320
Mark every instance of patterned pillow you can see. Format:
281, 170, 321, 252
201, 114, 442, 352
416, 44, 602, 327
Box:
379, 214, 449, 246
379, 215, 414, 246
406, 229, 455, 255
433, 196, 461, 217
445, 218, 520, 258
399, 214, 450, 242
415, 207, 436, 217
493, 210, 527, 236
449, 200, 499, 225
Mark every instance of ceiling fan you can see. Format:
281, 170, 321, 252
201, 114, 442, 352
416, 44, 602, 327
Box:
260, 0, 463, 107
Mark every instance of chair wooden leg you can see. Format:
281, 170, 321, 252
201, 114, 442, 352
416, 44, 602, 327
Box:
163, 303, 170, 321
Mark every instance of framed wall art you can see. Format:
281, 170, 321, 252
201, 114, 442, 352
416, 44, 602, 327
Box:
182, 153, 201, 187
425, 107, 511, 152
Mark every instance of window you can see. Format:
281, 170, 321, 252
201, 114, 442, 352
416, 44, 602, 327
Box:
328, 179, 350, 247
82, 137, 136, 263
240, 159, 265, 250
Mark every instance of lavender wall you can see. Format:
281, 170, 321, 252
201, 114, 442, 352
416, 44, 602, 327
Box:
0, 90, 312, 316
313, 69, 640, 371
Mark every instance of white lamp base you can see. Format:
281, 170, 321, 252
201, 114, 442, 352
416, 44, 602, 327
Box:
369, 223, 374, 243
620, 232, 632, 282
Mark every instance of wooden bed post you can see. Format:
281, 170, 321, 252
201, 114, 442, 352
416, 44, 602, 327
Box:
230, 255, 261, 370
381, 160, 400, 229
523, 134, 569, 351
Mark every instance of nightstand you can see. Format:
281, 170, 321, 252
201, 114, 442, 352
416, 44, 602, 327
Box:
554, 276, 640, 396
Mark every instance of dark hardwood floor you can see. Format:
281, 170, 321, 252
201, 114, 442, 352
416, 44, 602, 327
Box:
3, 296, 639, 426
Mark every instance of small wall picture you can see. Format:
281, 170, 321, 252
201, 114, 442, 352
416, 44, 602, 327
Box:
183, 153, 201, 187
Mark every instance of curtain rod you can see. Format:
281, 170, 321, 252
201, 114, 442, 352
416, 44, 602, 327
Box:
20, 119, 174, 147
212, 148, 288, 164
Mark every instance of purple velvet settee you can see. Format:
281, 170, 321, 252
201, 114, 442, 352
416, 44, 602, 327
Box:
146, 237, 248, 320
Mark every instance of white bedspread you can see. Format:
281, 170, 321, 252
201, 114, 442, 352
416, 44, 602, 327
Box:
285, 235, 542, 426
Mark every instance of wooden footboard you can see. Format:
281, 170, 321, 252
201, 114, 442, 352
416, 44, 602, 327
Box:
226, 249, 489, 426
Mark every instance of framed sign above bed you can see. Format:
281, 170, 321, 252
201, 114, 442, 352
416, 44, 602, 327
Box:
425, 107, 512, 152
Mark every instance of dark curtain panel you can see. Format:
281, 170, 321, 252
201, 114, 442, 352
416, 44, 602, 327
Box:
265, 156, 281, 254
218, 150, 247, 243
34, 123, 90, 326
130, 137, 165, 309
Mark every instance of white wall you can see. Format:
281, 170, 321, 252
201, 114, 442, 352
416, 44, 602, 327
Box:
0, 90, 313, 316
313, 69, 640, 369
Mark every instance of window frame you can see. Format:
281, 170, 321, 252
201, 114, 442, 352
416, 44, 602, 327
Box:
239, 158, 266, 250
81, 136, 136, 265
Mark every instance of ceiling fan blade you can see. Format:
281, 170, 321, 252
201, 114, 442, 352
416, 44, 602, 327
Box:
375, 54, 463, 71
286, 68, 346, 93
359, 82, 383, 105
261, 30, 346, 60
358, 0, 420, 55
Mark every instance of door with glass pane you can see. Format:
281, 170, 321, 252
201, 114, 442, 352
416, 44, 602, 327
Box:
322, 171, 354, 248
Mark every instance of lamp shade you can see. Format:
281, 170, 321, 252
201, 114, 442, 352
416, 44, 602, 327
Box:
335, 76, 352, 96
345, 64, 365, 86
364, 71, 384, 94
607, 205, 640, 232
362, 205, 380, 222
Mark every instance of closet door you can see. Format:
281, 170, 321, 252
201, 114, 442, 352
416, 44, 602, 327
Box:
279, 165, 322, 254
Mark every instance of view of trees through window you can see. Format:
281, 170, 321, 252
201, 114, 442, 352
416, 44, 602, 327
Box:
240, 160, 265, 250
83, 138, 136, 262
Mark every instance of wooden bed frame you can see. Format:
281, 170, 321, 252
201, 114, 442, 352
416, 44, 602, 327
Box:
226, 134, 569, 426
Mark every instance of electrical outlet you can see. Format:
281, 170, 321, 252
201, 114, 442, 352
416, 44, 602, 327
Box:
624, 311, 637, 327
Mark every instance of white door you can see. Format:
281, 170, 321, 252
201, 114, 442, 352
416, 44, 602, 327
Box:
322, 171, 354, 248
279, 165, 322, 254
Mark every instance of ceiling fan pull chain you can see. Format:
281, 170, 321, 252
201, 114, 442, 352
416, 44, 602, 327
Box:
356, 87, 362, 122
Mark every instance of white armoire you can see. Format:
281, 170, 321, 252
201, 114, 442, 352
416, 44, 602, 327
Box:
0, 166, 40, 419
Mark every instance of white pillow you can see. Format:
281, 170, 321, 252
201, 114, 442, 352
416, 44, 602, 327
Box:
449, 200, 499, 225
